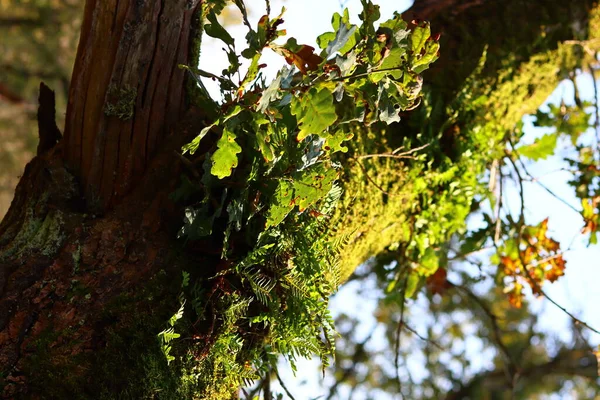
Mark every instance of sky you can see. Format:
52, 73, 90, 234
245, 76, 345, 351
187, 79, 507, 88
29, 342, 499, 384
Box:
199, 1, 600, 398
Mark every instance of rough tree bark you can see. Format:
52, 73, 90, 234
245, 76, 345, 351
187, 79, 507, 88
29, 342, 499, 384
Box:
0, 0, 597, 398
0, 1, 208, 397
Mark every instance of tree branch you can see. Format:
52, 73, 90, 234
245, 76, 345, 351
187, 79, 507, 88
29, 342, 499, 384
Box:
444, 349, 598, 400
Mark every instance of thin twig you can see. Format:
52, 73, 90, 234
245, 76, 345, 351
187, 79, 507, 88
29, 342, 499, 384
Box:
499, 145, 600, 337
359, 143, 431, 160
393, 143, 431, 155
333, 66, 407, 82
280, 66, 409, 92
353, 159, 402, 197
564, 39, 599, 58
450, 281, 518, 385
589, 64, 600, 155
524, 269, 600, 336
570, 73, 584, 109
326, 328, 375, 400
526, 251, 570, 268
522, 167, 571, 181
448, 246, 495, 261
275, 368, 296, 400
501, 149, 600, 336
394, 273, 409, 399
511, 223, 600, 335
241, 388, 250, 399
232, 0, 252, 29
494, 160, 504, 246
403, 323, 444, 350
263, 370, 272, 400
504, 143, 525, 223
513, 155, 580, 214
358, 153, 417, 160
526, 178, 581, 214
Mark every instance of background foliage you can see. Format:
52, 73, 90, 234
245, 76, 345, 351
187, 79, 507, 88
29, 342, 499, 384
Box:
0, 0, 82, 217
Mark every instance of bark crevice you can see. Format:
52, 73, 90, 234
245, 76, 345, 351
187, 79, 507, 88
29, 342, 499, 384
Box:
63, 0, 200, 211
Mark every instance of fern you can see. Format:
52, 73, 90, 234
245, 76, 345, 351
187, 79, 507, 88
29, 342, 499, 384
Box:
163, 0, 441, 396
239, 266, 276, 306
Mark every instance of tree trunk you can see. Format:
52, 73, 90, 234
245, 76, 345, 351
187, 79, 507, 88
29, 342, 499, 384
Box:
63, 0, 200, 211
0, 0, 597, 397
0, 1, 209, 397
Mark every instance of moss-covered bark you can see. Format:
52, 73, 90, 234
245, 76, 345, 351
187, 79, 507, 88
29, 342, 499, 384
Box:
0, 106, 217, 397
331, 0, 600, 279
0, 148, 182, 398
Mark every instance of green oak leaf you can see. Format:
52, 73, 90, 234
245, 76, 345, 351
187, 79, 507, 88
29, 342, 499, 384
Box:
417, 247, 439, 276
359, 0, 381, 35
317, 9, 359, 57
412, 40, 440, 73
325, 130, 352, 153
291, 86, 338, 141
211, 127, 242, 179
256, 129, 275, 162
326, 23, 358, 57
183, 106, 244, 155
517, 133, 558, 161
378, 13, 407, 32
238, 54, 261, 96
409, 22, 430, 55
257, 67, 293, 112
377, 79, 404, 123
205, 12, 235, 47
404, 271, 421, 298
251, 114, 277, 162
292, 164, 338, 211
379, 100, 401, 124
265, 181, 294, 228
182, 124, 213, 155
394, 29, 411, 44
335, 89, 366, 124
372, 47, 406, 81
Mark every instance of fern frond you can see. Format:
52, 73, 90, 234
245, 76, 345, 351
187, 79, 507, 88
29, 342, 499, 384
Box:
239, 266, 276, 305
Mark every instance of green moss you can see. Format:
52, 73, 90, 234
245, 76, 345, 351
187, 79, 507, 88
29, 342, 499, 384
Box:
330, 27, 592, 282
19, 325, 95, 399
161, 1, 600, 395
18, 267, 192, 399
104, 85, 137, 120
0, 202, 66, 262
331, 157, 414, 281
21, 320, 185, 400
93, 323, 184, 400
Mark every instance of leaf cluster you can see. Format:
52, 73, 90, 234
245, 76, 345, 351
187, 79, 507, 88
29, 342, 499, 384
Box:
168, 0, 441, 396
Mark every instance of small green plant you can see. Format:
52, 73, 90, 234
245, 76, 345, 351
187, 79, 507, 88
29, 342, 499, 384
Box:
158, 271, 189, 364
165, 0, 441, 396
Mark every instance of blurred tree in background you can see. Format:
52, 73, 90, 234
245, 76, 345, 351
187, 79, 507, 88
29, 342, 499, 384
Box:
0, 0, 82, 217
314, 256, 599, 399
